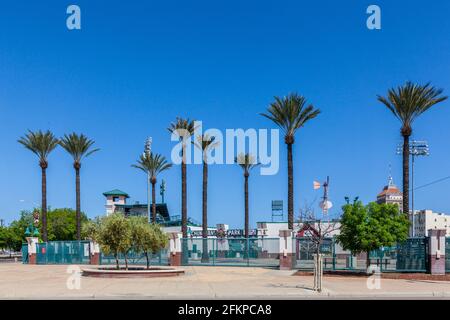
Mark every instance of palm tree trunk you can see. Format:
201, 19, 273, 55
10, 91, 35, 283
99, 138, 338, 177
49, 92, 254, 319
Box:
181, 143, 187, 238
41, 166, 48, 242
181, 143, 188, 265
145, 251, 150, 269
287, 143, 294, 230
151, 180, 157, 223
402, 134, 410, 215
202, 160, 209, 263
75, 167, 81, 240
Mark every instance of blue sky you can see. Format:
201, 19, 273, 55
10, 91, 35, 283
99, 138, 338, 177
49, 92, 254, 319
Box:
0, 1, 449, 227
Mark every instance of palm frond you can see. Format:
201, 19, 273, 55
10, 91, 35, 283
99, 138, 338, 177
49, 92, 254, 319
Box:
261, 93, 321, 138
18, 130, 59, 163
168, 117, 197, 140
59, 133, 99, 164
132, 152, 172, 179
235, 153, 259, 173
377, 82, 447, 132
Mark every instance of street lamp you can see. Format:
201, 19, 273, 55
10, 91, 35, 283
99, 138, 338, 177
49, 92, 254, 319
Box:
25, 209, 40, 238
397, 140, 429, 237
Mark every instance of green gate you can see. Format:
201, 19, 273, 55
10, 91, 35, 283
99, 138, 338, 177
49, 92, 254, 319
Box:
395, 238, 428, 272
21, 243, 28, 264
36, 241, 90, 264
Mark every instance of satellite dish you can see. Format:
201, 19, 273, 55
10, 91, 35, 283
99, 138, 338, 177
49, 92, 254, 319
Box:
319, 200, 333, 211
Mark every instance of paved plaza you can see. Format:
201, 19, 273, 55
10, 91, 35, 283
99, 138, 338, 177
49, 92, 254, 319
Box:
1, 263, 450, 299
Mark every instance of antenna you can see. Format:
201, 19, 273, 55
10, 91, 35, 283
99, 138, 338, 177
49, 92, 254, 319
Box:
317, 176, 333, 215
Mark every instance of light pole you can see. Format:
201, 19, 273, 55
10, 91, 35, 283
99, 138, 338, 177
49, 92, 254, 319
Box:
397, 140, 429, 237
144, 137, 152, 223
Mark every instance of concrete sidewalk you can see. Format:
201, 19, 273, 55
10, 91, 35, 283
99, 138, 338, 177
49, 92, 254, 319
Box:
1, 263, 450, 299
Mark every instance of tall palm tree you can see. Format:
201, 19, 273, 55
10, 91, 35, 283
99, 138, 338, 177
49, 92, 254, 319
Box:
236, 153, 259, 239
18, 130, 59, 242
378, 82, 447, 215
261, 93, 321, 230
168, 117, 196, 239
59, 133, 99, 240
132, 152, 172, 222
193, 134, 219, 263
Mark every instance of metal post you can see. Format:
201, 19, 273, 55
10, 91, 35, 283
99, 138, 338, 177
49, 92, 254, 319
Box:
147, 172, 151, 223
411, 155, 415, 237
248, 238, 251, 266
214, 238, 217, 266
332, 238, 336, 271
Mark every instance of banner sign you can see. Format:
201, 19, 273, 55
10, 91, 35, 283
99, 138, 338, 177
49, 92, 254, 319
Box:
190, 229, 259, 238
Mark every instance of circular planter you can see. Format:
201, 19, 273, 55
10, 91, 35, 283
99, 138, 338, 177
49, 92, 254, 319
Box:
82, 266, 185, 278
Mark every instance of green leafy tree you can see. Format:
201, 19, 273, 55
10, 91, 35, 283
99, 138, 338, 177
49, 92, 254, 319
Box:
261, 94, 320, 229
8, 211, 35, 251
132, 152, 172, 222
0, 227, 20, 256
7, 208, 88, 250
0, 227, 6, 249
81, 217, 101, 242
377, 82, 447, 214
128, 217, 168, 269
82, 216, 168, 270
47, 208, 88, 241
337, 201, 409, 268
59, 133, 99, 240
147, 223, 169, 265
95, 213, 132, 270
18, 130, 59, 241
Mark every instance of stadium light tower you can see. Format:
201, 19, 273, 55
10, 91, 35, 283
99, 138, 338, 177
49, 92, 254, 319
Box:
397, 140, 429, 237
143, 137, 153, 223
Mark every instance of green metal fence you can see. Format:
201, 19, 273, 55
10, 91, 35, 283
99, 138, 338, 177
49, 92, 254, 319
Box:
21, 244, 28, 264
181, 238, 280, 267
35, 241, 91, 265
395, 237, 428, 272
293, 237, 428, 272
20, 237, 433, 273
22, 240, 169, 266
100, 249, 169, 266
